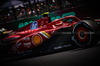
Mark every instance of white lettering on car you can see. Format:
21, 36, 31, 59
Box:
24, 42, 31, 48
23, 37, 30, 41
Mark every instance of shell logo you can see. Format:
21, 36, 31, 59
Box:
32, 34, 43, 46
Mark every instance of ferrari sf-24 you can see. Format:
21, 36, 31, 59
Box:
0, 15, 100, 57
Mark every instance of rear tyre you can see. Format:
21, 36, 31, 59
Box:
72, 20, 99, 47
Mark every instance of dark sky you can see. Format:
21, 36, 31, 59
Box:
0, 0, 8, 7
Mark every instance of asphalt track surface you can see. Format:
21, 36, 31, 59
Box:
1, 44, 100, 66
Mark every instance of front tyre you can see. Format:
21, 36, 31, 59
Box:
72, 20, 99, 47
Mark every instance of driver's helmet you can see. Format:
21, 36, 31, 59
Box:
41, 12, 49, 17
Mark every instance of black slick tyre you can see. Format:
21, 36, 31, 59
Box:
72, 20, 99, 47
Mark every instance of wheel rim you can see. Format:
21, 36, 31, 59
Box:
77, 27, 88, 42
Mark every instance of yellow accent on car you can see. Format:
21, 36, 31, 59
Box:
41, 12, 49, 15
3, 31, 7, 34
42, 31, 51, 37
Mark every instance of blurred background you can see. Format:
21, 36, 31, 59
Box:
0, 0, 97, 23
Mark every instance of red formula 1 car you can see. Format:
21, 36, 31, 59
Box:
0, 15, 100, 59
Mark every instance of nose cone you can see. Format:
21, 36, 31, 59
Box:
2, 35, 20, 43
